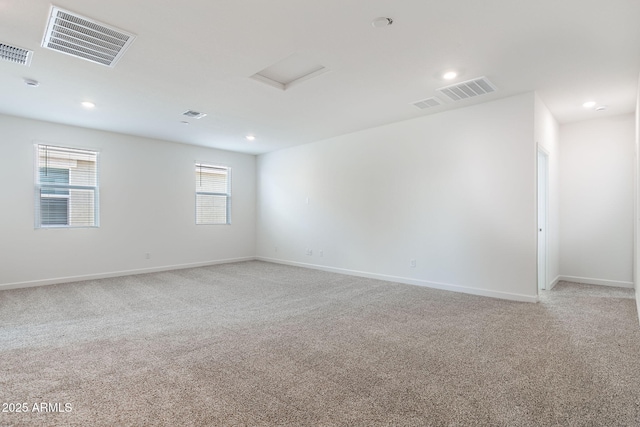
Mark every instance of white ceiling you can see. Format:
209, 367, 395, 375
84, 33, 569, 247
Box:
1, 0, 638, 155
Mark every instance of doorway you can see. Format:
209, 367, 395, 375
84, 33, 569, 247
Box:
537, 148, 549, 291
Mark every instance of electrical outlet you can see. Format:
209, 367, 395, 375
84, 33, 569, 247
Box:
145, 253, 151, 260
275, 246, 278, 252
306, 248, 312, 256
319, 250, 323, 257
410, 259, 416, 268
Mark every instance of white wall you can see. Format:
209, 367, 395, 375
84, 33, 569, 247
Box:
257, 93, 538, 302
635, 72, 640, 318
0, 114, 256, 289
535, 95, 560, 289
559, 113, 635, 287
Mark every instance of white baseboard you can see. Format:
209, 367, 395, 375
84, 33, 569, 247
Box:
558, 275, 634, 289
257, 257, 538, 303
549, 276, 561, 290
0, 257, 256, 291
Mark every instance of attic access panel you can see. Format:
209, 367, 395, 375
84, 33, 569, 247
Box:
251, 53, 329, 91
42, 6, 136, 67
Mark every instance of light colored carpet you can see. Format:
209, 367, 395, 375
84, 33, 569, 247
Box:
0, 261, 639, 426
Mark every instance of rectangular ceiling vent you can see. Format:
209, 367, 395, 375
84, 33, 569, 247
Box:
42, 6, 136, 67
437, 77, 497, 102
412, 97, 442, 110
0, 42, 33, 66
183, 110, 207, 119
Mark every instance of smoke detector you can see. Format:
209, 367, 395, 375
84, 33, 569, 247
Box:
372, 17, 393, 28
42, 6, 136, 67
24, 78, 40, 87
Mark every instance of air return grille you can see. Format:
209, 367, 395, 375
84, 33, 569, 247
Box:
183, 110, 207, 119
0, 43, 33, 66
437, 77, 497, 102
412, 97, 442, 110
42, 7, 136, 67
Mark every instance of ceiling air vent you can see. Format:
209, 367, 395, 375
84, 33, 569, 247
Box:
182, 110, 207, 119
0, 42, 33, 66
42, 6, 136, 67
412, 97, 442, 110
437, 77, 497, 102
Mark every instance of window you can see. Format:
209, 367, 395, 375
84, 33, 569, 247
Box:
35, 144, 99, 228
195, 163, 230, 225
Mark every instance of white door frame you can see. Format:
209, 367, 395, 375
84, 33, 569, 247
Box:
537, 146, 549, 291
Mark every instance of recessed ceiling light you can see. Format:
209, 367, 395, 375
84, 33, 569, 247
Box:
180, 121, 190, 125
595, 105, 608, 111
245, 135, 256, 141
442, 71, 458, 80
372, 17, 393, 28
582, 101, 596, 108
24, 78, 39, 87
81, 101, 95, 109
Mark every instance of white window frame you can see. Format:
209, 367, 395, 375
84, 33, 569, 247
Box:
34, 143, 100, 229
195, 163, 231, 225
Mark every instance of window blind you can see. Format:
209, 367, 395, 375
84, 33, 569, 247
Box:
35, 144, 99, 228
195, 163, 230, 225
